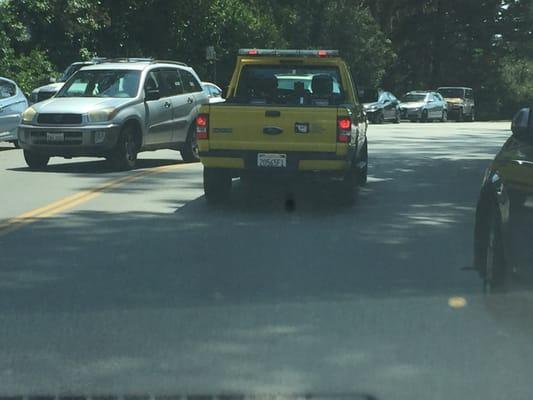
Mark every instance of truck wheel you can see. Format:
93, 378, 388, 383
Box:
357, 141, 368, 186
108, 126, 138, 171
204, 168, 232, 204
180, 125, 200, 163
24, 150, 49, 170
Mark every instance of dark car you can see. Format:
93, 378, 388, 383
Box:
474, 108, 533, 292
360, 89, 401, 124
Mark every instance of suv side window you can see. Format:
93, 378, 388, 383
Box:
0, 80, 16, 99
180, 69, 203, 93
156, 69, 184, 97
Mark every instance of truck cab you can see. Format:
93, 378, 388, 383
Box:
196, 49, 368, 203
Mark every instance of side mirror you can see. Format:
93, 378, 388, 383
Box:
511, 108, 533, 137
49, 76, 57, 83
145, 88, 161, 102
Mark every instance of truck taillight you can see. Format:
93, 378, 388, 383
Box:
196, 114, 209, 140
337, 116, 352, 143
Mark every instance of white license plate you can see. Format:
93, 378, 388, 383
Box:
47, 132, 64, 142
257, 153, 287, 168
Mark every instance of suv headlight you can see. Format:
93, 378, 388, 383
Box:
22, 107, 37, 123
88, 108, 117, 123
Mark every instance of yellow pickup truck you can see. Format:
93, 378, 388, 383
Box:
196, 49, 368, 203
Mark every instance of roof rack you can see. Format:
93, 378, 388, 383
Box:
151, 60, 189, 67
104, 57, 155, 63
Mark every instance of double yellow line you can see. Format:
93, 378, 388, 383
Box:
0, 163, 185, 236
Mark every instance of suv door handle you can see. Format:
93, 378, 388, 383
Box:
187, 97, 194, 104
164, 101, 172, 108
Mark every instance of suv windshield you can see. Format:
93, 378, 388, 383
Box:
58, 70, 141, 98
438, 88, 465, 98
402, 93, 426, 102
234, 65, 344, 105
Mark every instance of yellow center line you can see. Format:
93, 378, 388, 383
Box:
0, 162, 186, 236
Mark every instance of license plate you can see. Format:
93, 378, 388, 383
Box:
47, 132, 64, 142
257, 153, 287, 168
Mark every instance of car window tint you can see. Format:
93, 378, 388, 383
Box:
144, 71, 159, 91
180, 70, 203, 93
0, 80, 16, 98
156, 69, 183, 97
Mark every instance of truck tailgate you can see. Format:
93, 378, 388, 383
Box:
208, 105, 339, 152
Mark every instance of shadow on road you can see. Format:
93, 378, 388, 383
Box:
7, 157, 187, 175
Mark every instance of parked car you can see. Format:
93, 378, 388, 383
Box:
197, 48, 368, 204
437, 86, 475, 121
0, 77, 28, 147
399, 91, 448, 122
30, 58, 107, 104
360, 89, 401, 124
202, 82, 225, 104
18, 59, 209, 170
474, 108, 533, 292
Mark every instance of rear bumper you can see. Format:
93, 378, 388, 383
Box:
199, 149, 350, 174
18, 123, 120, 156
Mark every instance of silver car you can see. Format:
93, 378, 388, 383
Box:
202, 81, 225, 104
0, 77, 28, 147
19, 60, 209, 170
399, 91, 448, 122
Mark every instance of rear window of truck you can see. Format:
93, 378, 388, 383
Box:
232, 65, 345, 106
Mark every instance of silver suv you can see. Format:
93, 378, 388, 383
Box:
19, 60, 208, 170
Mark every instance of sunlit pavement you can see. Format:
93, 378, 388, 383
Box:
1, 122, 532, 399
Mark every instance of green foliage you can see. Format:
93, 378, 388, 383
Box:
0, 0, 531, 118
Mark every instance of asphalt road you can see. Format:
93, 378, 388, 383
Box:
1, 121, 533, 399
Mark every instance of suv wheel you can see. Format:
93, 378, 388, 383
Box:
108, 126, 138, 171
180, 125, 200, 163
24, 150, 49, 170
441, 110, 448, 122
204, 168, 232, 204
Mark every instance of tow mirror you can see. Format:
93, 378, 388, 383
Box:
511, 108, 533, 137
145, 88, 161, 102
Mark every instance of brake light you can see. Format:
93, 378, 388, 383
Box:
248, 49, 259, 55
318, 50, 328, 57
196, 114, 209, 140
337, 116, 352, 143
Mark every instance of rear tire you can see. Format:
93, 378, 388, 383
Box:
482, 205, 507, 294
357, 141, 368, 186
441, 110, 448, 122
204, 168, 232, 204
180, 125, 200, 163
108, 126, 138, 171
23, 150, 49, 170
421, 110, 429, 123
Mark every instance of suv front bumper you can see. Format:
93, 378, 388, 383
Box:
18, 123, 120, 156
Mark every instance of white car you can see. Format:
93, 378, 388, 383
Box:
0, 77, 28, 147
202, 82, 225, 104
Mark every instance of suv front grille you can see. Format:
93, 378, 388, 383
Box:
37, 113, 83, 125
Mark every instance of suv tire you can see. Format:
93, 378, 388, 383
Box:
24, 150, 49, 170
108, 126, 138, 171
204, 167, 232, 204
180, 125, 200, 163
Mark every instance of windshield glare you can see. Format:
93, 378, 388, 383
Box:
438, 88, 465, 98
58, 70, 141, 98
402, 93, 426, 102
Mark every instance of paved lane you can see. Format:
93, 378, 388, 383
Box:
1, 122, 532, 399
